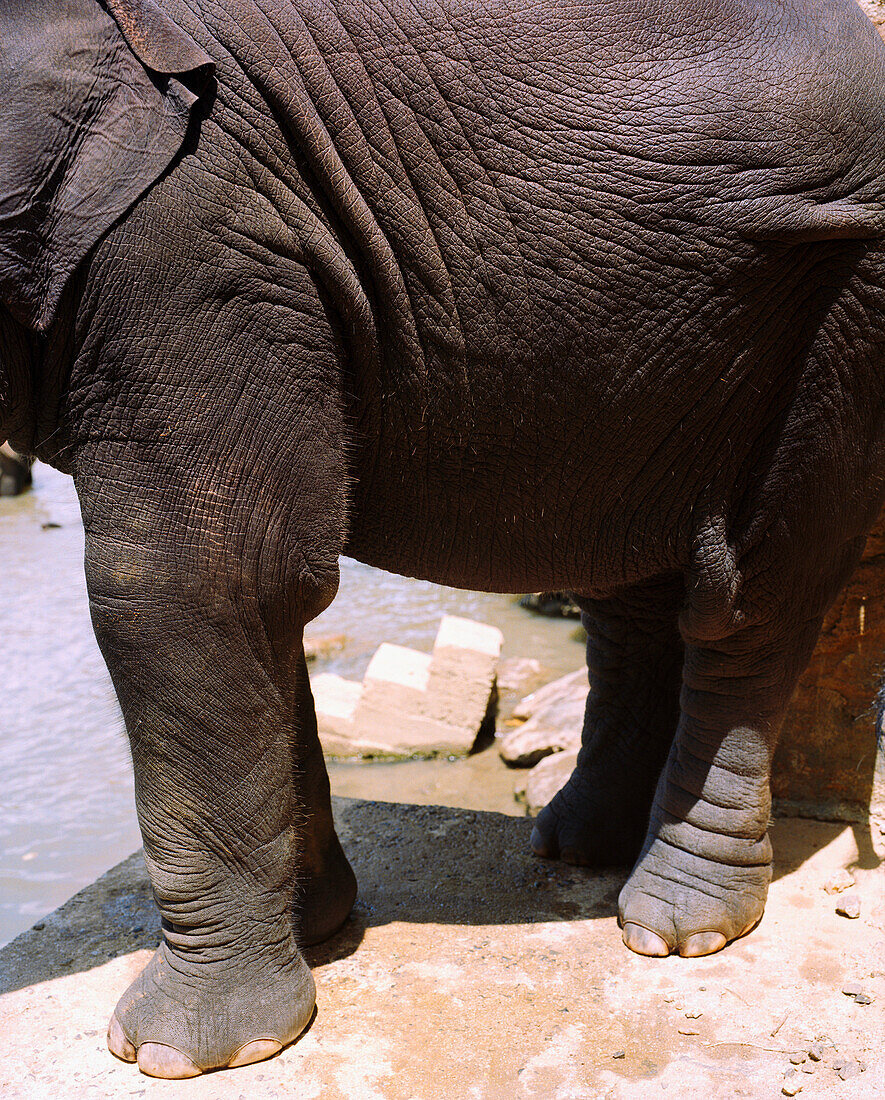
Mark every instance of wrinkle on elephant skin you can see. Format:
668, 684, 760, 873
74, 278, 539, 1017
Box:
2, 0, 885, 1078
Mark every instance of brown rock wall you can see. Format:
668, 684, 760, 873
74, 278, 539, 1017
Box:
773, 518, 885, 820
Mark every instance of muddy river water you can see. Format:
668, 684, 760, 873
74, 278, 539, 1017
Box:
0, 464, 582, 946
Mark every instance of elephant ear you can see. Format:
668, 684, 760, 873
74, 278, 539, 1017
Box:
0, 0, 213, 332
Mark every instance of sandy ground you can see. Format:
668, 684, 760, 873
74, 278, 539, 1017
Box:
0, 797, 882, 1099
858, 0, 885, 33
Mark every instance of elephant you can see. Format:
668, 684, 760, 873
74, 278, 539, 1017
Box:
0, 442, 32, 496
2, 0, 885, 1079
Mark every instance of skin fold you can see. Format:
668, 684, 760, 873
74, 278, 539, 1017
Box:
2, 0, 885, 1077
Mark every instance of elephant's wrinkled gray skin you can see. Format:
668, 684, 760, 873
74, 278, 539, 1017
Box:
3, 0, 885, 1078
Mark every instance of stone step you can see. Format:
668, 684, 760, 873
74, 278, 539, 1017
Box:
312, 615, 503, 760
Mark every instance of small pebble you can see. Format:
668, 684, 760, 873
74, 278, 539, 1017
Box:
823, 869, 855, 894
832, 1058, 847, 1072
842, 982, 863, 997
854, 992, 873, 1005
800, 1066, 815, 1075
685, 1010, 703, 1019
789, 1052, 806, 1064
678, 1028, 699, 1036
33, 922, 45, 932
835, 894, 861, 919
837, 1060, 862, 1081
782, 1081, 802, 1097
612, 1051, 625, 1059
807, 1043, 823, 1062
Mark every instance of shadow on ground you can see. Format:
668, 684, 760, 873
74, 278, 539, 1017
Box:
0, 798, 622, 996
0, 795, 872, 999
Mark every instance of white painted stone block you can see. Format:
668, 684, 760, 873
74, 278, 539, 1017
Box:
312, 616, 503, 759
427, 616, 503, 730
360, 643, 432, 715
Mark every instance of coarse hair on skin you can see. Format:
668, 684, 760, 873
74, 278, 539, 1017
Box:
876, 674, 885, 746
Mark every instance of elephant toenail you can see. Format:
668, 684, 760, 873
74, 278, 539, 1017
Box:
529, 825, 556, 858
739, 916, 761, 939
679, 931, 727, 957
227, 1039, 283, 1068
107, 1014, 136, 1063
137, 1042, 203, 1079
621, 923, 671, 956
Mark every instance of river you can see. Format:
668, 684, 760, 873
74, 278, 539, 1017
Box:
0, 464, 582, 947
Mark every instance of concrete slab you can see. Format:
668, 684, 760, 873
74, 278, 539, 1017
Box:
1, 798, 882, 1098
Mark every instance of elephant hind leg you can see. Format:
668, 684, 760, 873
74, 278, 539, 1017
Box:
531, 572, 685, 867
619, 531, 871, 959
75, 342, 354, 1074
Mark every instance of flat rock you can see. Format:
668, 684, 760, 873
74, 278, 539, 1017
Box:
496, 657, 545, 694
500, 681, 587, 770
495, 658, 552, 721
1, 804, 883, 1099
499, 722, 580, 768
518, 748, 578, 815
510, 668, 587, 722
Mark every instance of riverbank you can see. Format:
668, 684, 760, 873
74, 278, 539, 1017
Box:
1, 798, 882, 1098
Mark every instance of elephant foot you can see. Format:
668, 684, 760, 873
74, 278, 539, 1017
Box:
618, 826, 771, 958
107, 941, 315, 1078
296, 830, 358, 946
530, 762, 655, 867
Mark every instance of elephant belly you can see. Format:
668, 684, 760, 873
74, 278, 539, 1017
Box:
342, 341, 704, 595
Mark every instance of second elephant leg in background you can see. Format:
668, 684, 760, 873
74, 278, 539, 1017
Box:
531, 573, 685, 866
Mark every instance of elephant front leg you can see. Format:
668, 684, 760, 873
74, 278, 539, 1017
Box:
83, 518, 349, 1077
531, 574, 685, 866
